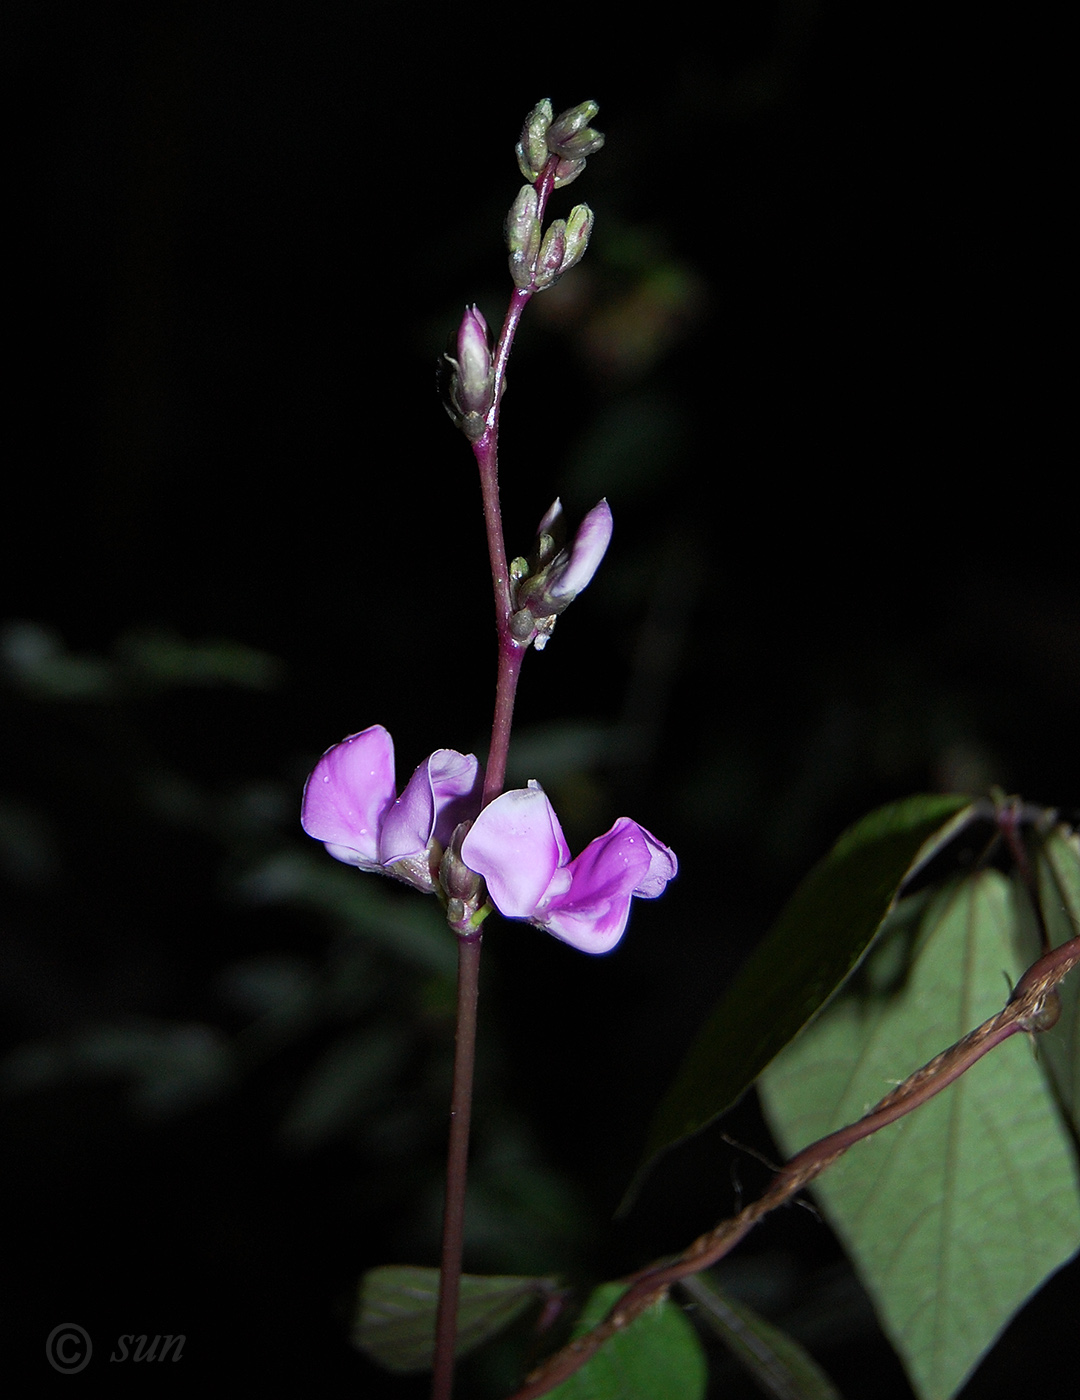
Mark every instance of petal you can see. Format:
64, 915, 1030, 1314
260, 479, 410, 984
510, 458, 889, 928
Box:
428, 750, 485, 848
540, 817, 653, 954
546, 499, 612, 601
630, 824, 679, 898
460, 782, 566, 917
300, 725, 396, 868
380, 748, 483, 864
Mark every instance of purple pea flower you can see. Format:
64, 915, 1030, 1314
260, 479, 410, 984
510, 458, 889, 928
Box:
301, 725, 483, 893
460, 781, 677, 954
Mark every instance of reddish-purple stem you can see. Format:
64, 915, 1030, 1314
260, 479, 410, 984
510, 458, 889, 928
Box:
431, 154, 562, 1400
431, 931, 482, 1400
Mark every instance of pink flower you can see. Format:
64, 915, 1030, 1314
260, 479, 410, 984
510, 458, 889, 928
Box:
460, 781, 676, 954
301, 725, 483, 893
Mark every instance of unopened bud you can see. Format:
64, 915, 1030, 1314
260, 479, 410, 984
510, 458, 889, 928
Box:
510, 499, 613, 648
439, 822, 492, 933
546, 100, 600, 151
534, 220, 568, 291
559, 204, 593, 275
506, 184, 542, 289
515, 99, 604, 192
442, 305, 495, 440
547, 101, 604, 187
516, 99, 554, 182
545, 498, 613, 604
552, 157, 587, 188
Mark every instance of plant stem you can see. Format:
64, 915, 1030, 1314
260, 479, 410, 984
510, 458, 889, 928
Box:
431, 153, 561, 1397
431, 929, 483, 1400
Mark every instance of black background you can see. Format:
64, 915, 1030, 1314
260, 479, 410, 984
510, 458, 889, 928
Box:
4, 3, 1077, 1394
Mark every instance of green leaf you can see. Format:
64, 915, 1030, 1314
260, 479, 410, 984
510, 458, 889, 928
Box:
354, 1265, 554, 1374
679, 1272, 842, 1400
546, 1281, 707, 1400
631, 795, 973, 1199
758, 870, 1080, 1400
1033, 825, 1080, 1132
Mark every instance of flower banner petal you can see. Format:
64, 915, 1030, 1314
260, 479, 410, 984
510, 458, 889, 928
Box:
301, 725, 397, 868
460, 784, 563, 917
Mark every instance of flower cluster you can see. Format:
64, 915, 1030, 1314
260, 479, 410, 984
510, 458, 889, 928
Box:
301, 726, 676, 954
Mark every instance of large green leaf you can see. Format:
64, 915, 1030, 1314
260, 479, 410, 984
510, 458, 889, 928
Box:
632, 795, 973, 1196
355, 1265, 554, 1373
546, 1281, 707, 1400
759, 870, 1080, 1400
679, 1271, 841, 1400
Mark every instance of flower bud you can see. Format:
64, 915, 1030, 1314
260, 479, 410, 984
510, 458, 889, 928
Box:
552, 157, 587, 188
531, 499, 562, 568
516, 98, 554, 182
547, 101, 604, 187
441, 305, 495, 440
440, 822, 493, 933
545, 498, 613, 603
514, 99, 604, 191
455, 306, 493, 414
546, 100, 601, 153
534, 219, 568, 291
510, 499, 613, 648
506, 184, 542, 289
558, 204, 593, 276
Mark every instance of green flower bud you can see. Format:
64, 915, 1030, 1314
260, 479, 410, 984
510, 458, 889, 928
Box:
505, 184, 541, 289
559, 204, 593, 275
533, 219, 567, 291
552, 157, 587, 189
546, 102, 605, 185
516, 98, 554, 182
549, 99, 599, 145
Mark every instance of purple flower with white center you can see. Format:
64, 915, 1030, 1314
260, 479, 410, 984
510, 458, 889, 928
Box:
460, 780, 677, 954
301, 725, 483, 894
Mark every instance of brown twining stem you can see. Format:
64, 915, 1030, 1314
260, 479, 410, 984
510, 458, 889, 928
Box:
504, 930, 1080, 1400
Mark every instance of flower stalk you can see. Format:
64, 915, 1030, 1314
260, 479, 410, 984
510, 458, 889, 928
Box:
431, 104, 608, 1400
431, 929, 482, 1400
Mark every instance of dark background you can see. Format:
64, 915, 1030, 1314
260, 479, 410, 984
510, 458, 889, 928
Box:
3, 2, 1077, 1394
